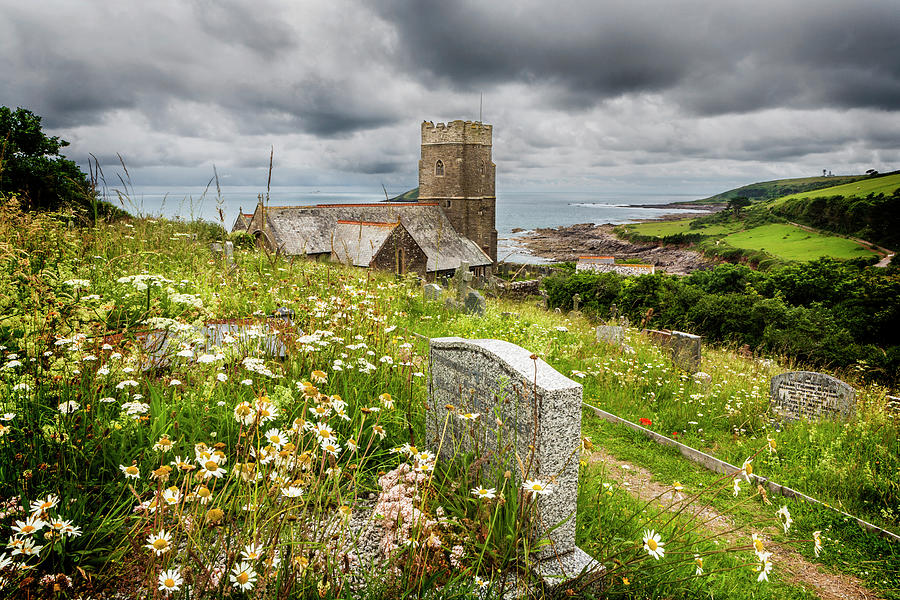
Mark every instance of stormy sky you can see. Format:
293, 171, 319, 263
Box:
2, 0, 899, 196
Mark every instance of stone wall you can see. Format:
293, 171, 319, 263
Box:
370, 224, 429, 276
576, 262, 656, 276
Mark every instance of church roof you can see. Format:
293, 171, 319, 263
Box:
253, 203, 491, 272
332, 220, 399, 267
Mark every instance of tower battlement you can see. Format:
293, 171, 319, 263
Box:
421, 120, 492, 146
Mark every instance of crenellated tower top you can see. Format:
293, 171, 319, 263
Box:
421, 120, 492, 146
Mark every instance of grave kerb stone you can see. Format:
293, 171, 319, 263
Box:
770, 371, 856, 420
427, 337, 597, 581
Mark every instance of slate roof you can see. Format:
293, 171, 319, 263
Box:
252, 203, 491, 272
231, 212, 254, 233
332, 220, 398, 267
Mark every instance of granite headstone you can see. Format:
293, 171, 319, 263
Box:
427, 338, 597, 584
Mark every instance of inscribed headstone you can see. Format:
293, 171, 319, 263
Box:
770, 371, 856, 420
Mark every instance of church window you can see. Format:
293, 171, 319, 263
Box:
435, 160, 444, 176
480, 161, 485, 176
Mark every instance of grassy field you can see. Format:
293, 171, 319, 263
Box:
721, 223, 877, 261
0, 205, 897, 598
769, 172, 900, 207
625, 219, 740, 237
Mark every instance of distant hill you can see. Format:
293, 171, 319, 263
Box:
768, 170, 900, 207
695, 175, 869, 204
387, 187, 419, 202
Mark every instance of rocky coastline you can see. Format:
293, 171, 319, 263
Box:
515, 205, 724, 274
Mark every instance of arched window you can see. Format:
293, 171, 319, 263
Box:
435, 160, 444, 177
480, 161, 485, 176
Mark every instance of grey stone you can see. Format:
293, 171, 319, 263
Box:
539, 289, 549, 309
572, 294, 581, 312
427, 337, 588, 567
771, 371, 856, 420
643, 329, 702, 372
451, 260, 473, 302
423, 283, 442, 301
596, 325, 625, 346
464, 289, 486, 316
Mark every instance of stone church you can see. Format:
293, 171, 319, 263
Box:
235, 120, 498, 279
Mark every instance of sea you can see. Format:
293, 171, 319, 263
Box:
112, 186, 710, 264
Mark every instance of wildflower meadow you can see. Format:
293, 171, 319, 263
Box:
0, 203, 897, 599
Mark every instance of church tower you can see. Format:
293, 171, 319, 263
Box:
418, 120, 497, 263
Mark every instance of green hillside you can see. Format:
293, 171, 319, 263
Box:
696, 174, 867, 204
769, 171, 900, 207
388, 187, 419, 202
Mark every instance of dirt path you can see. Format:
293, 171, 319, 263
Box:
589, 447, 882, 600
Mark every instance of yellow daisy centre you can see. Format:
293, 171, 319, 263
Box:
745, 463, 753, 475
532, 484, 543, 491
204, 460, 219, 471
164, 578, 175, 588
126, 466, 138, 475
319, 430, 331, 439
237, 572, 249, 585
647, 538, 658, 551
754, 539, 764, 552
22, 524, 35, 534
153, 538, 168, 551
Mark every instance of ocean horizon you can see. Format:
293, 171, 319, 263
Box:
112, 185, 710, 263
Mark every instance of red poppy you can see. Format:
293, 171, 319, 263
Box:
639, 418, 652, 426
672, 432, 679, 437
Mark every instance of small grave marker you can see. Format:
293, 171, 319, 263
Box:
427, 338, 598, 585
464, 289, 486, 316
643, 329, 702, 372
596, 325, 625, 346
770, 371, 856, 420
423, 283, 442, 301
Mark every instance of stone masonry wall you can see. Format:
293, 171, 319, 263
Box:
419, 120, 497, 262
370, 225, 428, 276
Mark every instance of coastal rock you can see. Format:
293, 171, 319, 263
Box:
519, 223, 717, 274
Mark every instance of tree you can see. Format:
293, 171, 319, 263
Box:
0, 106, 95, 214
727, 196, 751, 216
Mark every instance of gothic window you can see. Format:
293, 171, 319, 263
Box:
435, 160, 444, 176
480, 161, 485, 176
445, 200, 452, 208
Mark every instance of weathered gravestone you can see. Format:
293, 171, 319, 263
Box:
572, 294, 581, 313
464, 289, 486, 316
427, 338, 598, 586
452, 261, 473, 302
423, 283, 442, 301
770, 371, 856, 420
643, 329, 702, 372
596, 325, 625, 346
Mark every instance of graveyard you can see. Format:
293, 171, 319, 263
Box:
0, 210, 898, 599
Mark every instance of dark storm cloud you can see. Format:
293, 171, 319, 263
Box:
372, 0, 900, 114
2, 0, 899, 187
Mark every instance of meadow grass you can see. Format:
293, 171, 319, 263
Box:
721, 223, 877, 261
0, 206, 896, 598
